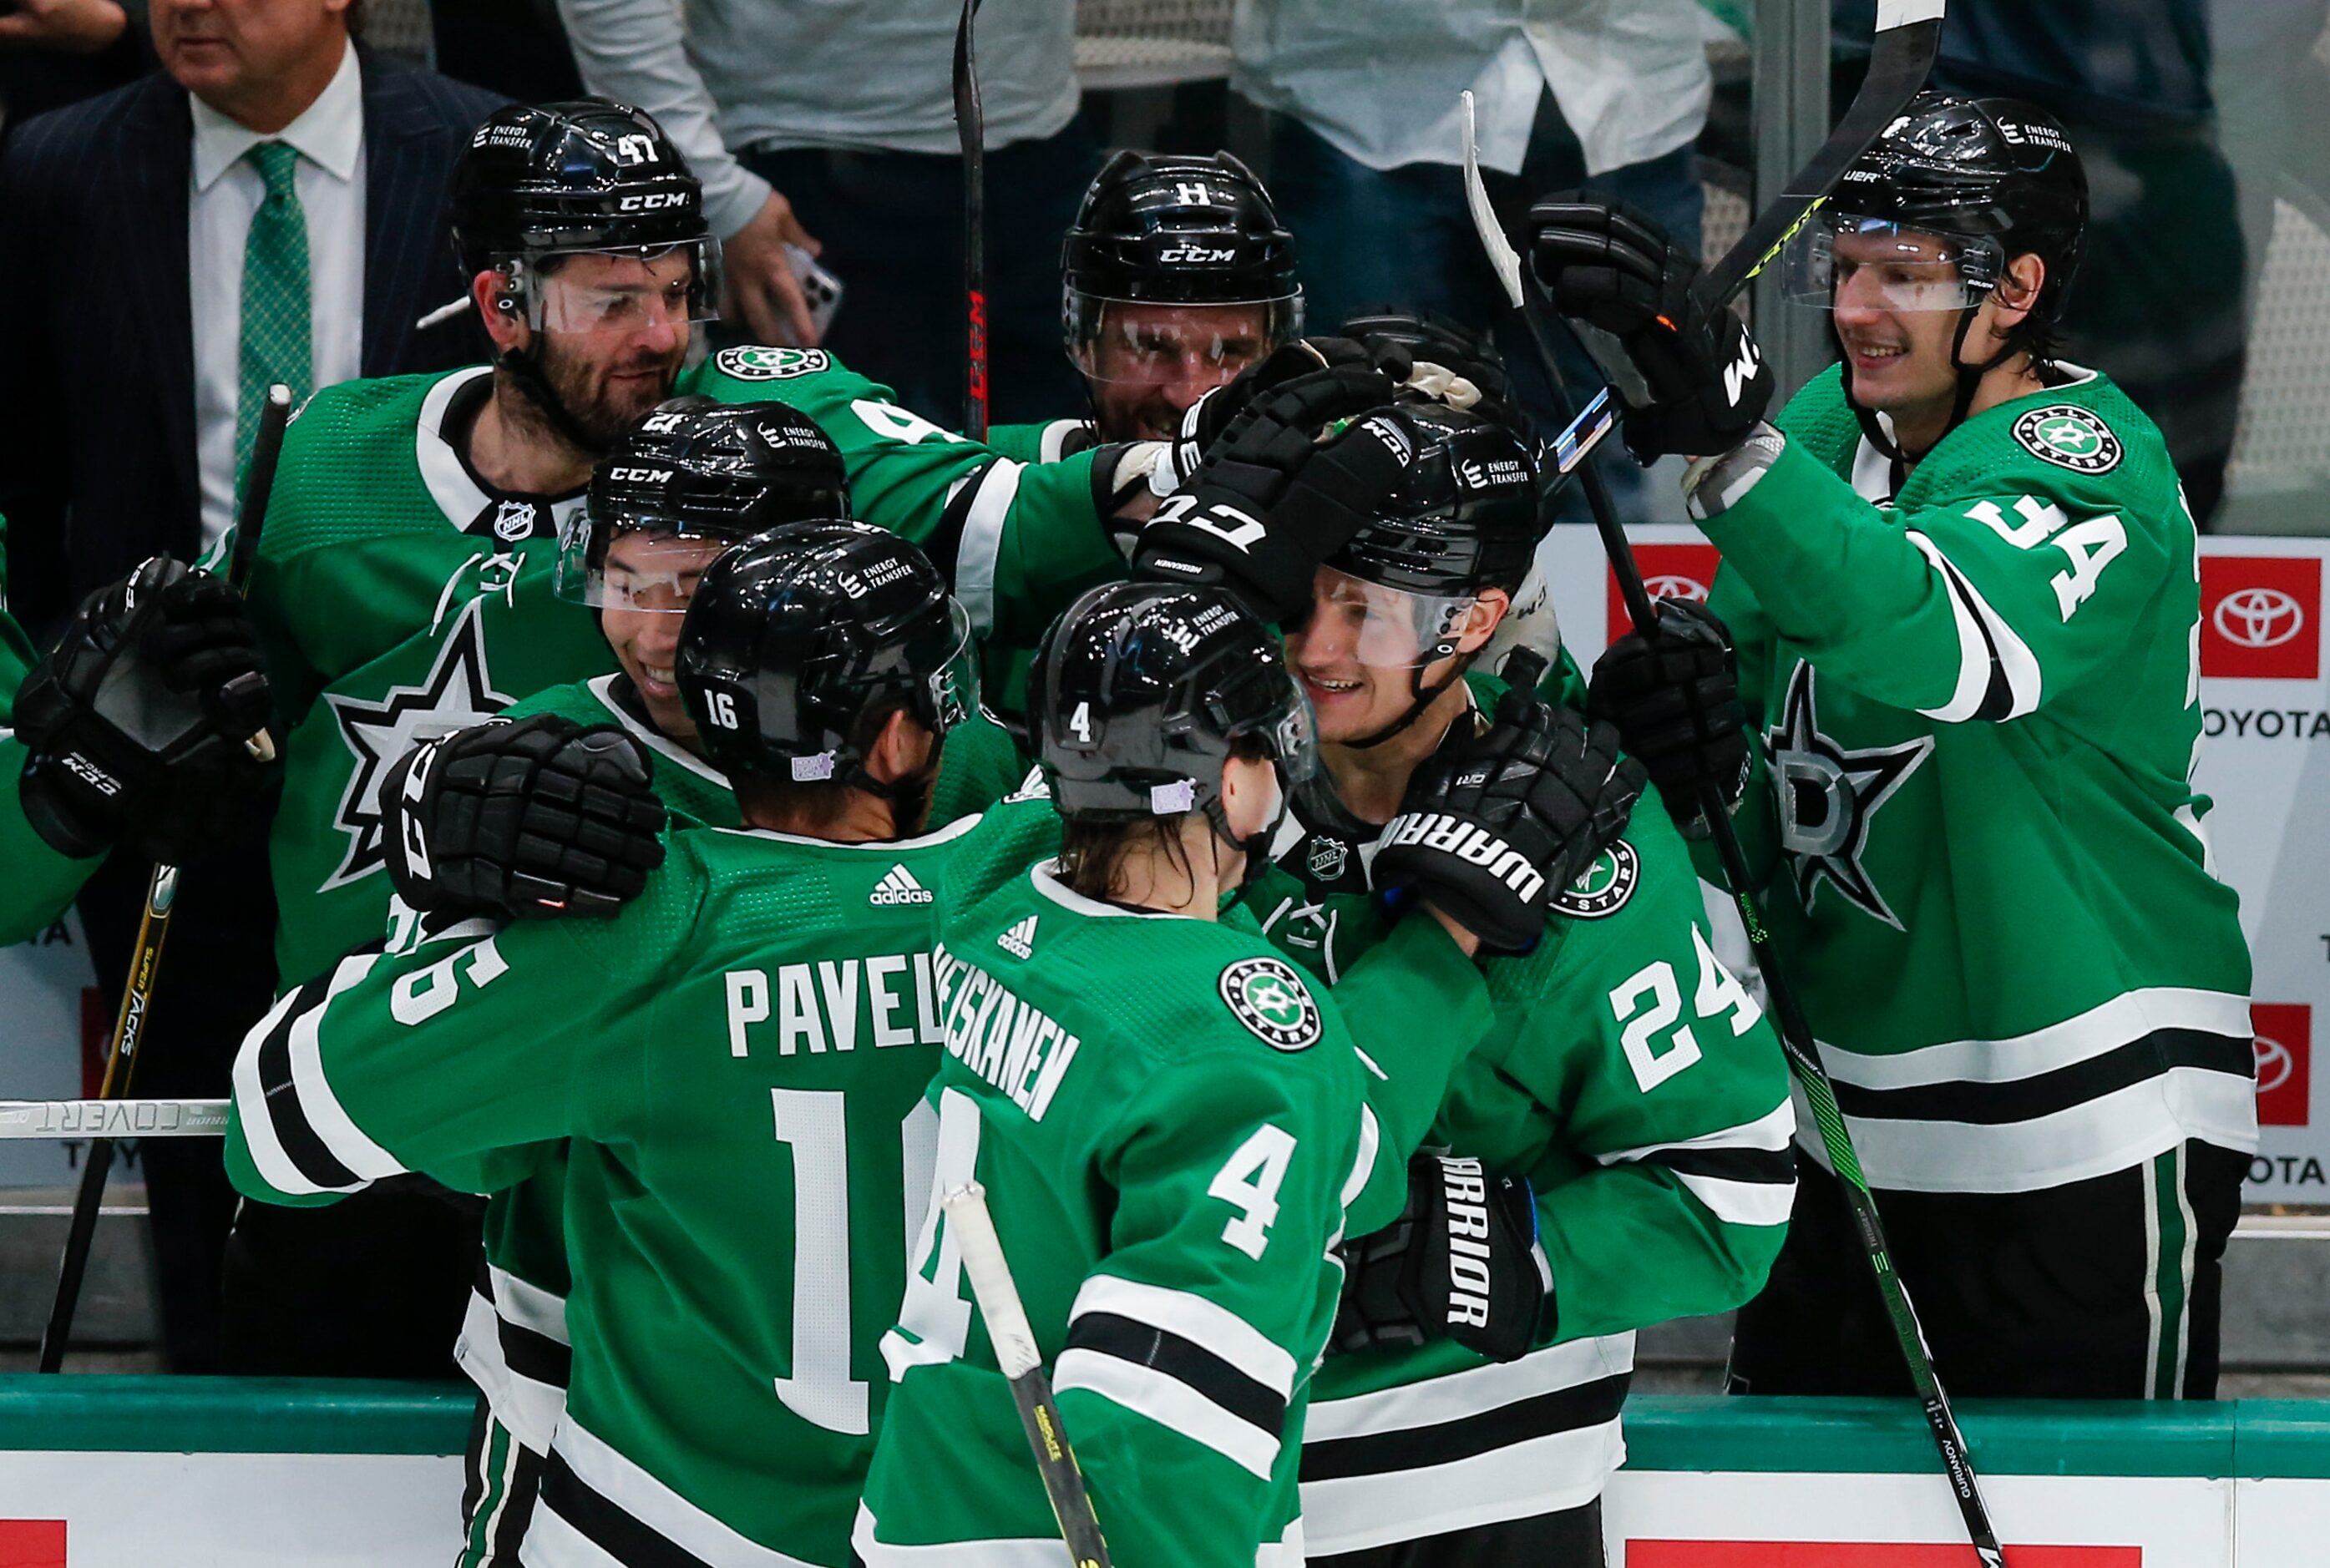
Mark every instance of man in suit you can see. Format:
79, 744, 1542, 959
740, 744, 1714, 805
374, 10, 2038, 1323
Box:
0, 0, 504, 1375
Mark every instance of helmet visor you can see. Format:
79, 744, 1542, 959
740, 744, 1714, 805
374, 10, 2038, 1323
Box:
1066, 291, 1303, 389
558, 521, 734, 612
1304, 566, 1482, 670
507, 239, 725, 334
1782, 217, 2003, 312
926, 596, 980, 736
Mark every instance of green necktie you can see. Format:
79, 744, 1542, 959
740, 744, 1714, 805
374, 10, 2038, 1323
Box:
238, 141, 312, 493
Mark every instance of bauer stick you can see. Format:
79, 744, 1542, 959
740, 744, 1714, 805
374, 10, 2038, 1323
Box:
1460, 25, 2006, 1567
951, 0, 990, 443
941, 1183, 1112, 1568
38, 383, 291, 1373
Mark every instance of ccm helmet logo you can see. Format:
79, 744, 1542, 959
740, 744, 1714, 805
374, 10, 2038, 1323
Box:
1158, 245, 1237, 264
616, 192, 689, 212
2215, 588, 2305, 650
606, 467, 676, 485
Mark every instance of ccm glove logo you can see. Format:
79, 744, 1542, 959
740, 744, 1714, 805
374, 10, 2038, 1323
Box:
1152, 493, 1266, 553
1380, 812, 1546, 904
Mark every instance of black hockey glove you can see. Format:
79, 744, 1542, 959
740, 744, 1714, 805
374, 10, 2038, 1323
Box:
1527, 196, 1773, 463
380, 714, 668, 921
1375, 685, 1646, 953
16, 555, 276, 862
1588, 599, 1750, 833
1332, 1153, 1551, 1363
1163, 334, 1413, 488
1339, 305, 1520, 429
1135, 378, 1413, 624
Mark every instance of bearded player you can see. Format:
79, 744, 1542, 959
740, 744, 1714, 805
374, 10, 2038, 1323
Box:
1533, 94, 2254, 1402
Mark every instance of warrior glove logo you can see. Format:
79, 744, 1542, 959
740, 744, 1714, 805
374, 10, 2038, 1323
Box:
1219, 957, 1322, 1050
1436, 1156, 1496, 1332
1379, 812, 1547, 905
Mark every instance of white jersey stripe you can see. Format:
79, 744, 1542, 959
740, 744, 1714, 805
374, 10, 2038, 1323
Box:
230, 984, 337, 1197
1053, 1348, 1279, 1479
1674, 1169, 1799, 1227
1305, 1332, 1634, 1441
519, 1500, 629, 1568
289, 951, 406, 1182
1800, 1063, 2261, 1195
1066, 1274, 1296, 1397
1906, 530, 2044, 722
1299, 1419, 1625, 1558
851, 1504, 1072, 1567
1341, 1105, 1382, 1210
551, 1418, 821, 1568
489, 1262, 571, 1345
953, 459, 1024, 638
1814, 987, 2254, 1091
1597, 1100, 1796, 1166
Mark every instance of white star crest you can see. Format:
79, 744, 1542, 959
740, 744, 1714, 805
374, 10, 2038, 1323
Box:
1766, 660, 1932, 929
320, 597, 512, 890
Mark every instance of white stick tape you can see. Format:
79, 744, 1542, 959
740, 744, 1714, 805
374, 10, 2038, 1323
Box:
942, 1181, 1044, 1380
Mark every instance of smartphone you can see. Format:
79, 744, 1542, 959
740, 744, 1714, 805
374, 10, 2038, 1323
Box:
783, 243, 843, 345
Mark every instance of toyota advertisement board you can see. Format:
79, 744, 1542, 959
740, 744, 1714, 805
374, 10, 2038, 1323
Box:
1537, 525, 2330, 1205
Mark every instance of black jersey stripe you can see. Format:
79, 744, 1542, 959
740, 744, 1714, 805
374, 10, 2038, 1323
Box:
252, 969, 363, 1193
1065, 1312, 1286, 1436
1298, 1370, 1630, 1484
538, 1449, 715, 1568
499, 1313, 574, 1389
1929, 549, 2018, 723
1638, 1143, 1798, 1185
494, 1440, 547, 1565
923, 458, 1000, 583
1829, 1028, 2256, 1127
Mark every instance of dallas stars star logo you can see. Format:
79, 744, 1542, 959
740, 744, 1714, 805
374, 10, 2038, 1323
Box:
1766, 661, 1931, 929
321, 598, 511, 890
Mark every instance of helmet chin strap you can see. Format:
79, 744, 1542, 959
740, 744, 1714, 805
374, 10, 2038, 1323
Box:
1344, 646, 1476, 751
1839, 301, 2021, 477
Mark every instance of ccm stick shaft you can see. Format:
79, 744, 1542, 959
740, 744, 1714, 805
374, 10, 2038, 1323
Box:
941, 1183, 1112, 1568
1460, 31, 2006, 1568
952, 0, 990, 443
38, 383, 291, 1373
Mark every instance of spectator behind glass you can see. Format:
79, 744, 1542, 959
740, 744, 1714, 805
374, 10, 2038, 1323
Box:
1830, 0, 2244, 526
1233, 0, 1713, 516
0, 0, 504, 1377
555, 0, 1095, 423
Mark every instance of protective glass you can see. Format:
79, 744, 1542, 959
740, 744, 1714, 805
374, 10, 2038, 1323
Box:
555, 521, 732, 612
1065, 291, 1303, 389
1304, 567, 1482, 670
1782, 217, 2003, 312
924, 597, 980, 736
506, 240, 725, 334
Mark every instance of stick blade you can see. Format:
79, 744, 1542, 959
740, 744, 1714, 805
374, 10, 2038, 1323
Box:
942, 1182, 1043, 1379
1459, 93, 1527, 311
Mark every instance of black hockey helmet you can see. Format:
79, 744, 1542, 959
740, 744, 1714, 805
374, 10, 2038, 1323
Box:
1030, 582, 1314, 837
1338, 305, 1519, 428
677, 522, 975, 790
559, 397, 850, 610
452, 99, 715, 283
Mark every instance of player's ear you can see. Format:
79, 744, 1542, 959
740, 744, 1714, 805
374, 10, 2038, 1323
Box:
474, 267, 528, 354
1985, 253, 2044, 336
1454, 588, 1512, 657
864, 710, 935, 788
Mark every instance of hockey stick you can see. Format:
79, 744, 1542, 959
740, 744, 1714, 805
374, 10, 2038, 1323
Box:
38, 383, 291, 1374
941, 1183, 1112, 1568
1462, 53, 2007, 1568
1541, 0, 1948, 477
951, 0, 990, 443
0, 1100, 228, 1140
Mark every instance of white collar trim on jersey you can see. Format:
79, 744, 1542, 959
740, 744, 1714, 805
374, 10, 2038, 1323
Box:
415, 366, 498, 530
712, 812, 982, 852
1027, 861, 1196, 920
585, 674, 728, 787
1850, 361, 2106, 504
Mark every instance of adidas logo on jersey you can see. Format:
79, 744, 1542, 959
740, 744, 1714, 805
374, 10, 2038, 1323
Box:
996, 916, 1038, 959
870, 865, 935, 906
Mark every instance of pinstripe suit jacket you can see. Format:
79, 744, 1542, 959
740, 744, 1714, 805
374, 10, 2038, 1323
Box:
0, 48, 508, 627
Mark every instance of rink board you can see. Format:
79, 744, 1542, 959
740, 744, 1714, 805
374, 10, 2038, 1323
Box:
0, 1381, 2325, 1564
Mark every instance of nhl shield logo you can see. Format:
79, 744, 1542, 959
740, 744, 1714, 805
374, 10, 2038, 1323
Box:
1552, 841, 1640, 919
716, 345, 831, 382
492, 499, 539, 543
1219, 958, 1322, 1051
2011, 405, 2122, 475
1307, 837, 1350, 883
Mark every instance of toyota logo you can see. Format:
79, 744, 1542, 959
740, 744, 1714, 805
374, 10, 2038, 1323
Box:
2215, 588, 2306, 649
2257, 1034, 2295, 1093
1644, 574, 1710, 603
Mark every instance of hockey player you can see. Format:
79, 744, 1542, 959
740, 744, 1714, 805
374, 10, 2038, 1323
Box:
1232, 402, 1795, 1565
226, 523, 990, 1568
858, 574, 1642, 1566
3, 547, 274, 943
1532, 94, 2255, 1399
373, 398, 1024, 1566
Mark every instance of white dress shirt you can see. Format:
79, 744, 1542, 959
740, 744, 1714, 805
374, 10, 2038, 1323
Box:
1233, 0, 1713, 179
189, 38, 367, 548
555, 0, 1079, 239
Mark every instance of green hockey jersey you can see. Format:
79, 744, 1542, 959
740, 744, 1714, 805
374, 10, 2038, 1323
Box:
226, 813, 986, 1567
458, 670, 1029, 1459
1243, 672, 1795, 1554
0, 529, 105, 945
1702, 363, 2255, 1197
857, 796, 1494, 1568
244, 351, 1117, 992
